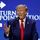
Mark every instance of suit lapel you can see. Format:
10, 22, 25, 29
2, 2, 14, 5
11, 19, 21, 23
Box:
15, 18, 20, 39
24, 17, 30, 36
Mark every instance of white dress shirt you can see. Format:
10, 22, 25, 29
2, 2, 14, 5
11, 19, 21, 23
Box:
19, 18, 26, 28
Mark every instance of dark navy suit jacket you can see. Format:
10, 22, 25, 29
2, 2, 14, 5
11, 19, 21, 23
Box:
4, 17, 38, 40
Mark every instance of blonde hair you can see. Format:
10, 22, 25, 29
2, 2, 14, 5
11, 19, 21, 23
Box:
16, 4, 28, 11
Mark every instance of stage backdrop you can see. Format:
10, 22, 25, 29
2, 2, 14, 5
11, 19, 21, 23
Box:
0, 0, 40, 40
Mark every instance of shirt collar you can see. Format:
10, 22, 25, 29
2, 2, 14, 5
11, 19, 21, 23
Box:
19, 17, 26, 22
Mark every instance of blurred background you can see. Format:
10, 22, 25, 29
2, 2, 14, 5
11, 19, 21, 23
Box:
0, 0, 40, 40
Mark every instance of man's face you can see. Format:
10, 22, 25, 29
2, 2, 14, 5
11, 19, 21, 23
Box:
16, 6, 27, 20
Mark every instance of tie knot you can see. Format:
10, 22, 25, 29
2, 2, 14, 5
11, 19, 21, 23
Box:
21, 20, 24, 22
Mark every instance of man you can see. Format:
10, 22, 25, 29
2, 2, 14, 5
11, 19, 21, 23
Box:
4, 4, 38, 40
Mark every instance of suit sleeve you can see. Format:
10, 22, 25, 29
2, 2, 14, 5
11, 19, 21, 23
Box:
32, 21, 39, 40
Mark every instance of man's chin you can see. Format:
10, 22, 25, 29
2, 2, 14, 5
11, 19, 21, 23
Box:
19, 17, 24, 20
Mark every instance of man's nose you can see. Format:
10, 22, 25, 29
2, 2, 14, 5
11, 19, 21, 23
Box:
20, 11, 23, 13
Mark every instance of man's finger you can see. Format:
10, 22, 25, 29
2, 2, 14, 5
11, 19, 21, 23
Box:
9, 25, 10, 29
4, 23, 7, 27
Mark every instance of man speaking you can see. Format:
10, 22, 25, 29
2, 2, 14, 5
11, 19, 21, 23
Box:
4, 4, 38, 40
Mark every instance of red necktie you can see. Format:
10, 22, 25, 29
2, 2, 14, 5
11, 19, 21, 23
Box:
20, 20, 24, 40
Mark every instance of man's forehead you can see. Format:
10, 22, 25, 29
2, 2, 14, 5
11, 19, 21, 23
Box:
17, 6, 25, 9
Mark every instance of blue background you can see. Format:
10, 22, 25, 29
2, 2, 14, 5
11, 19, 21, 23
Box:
0, 0, 40, 40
